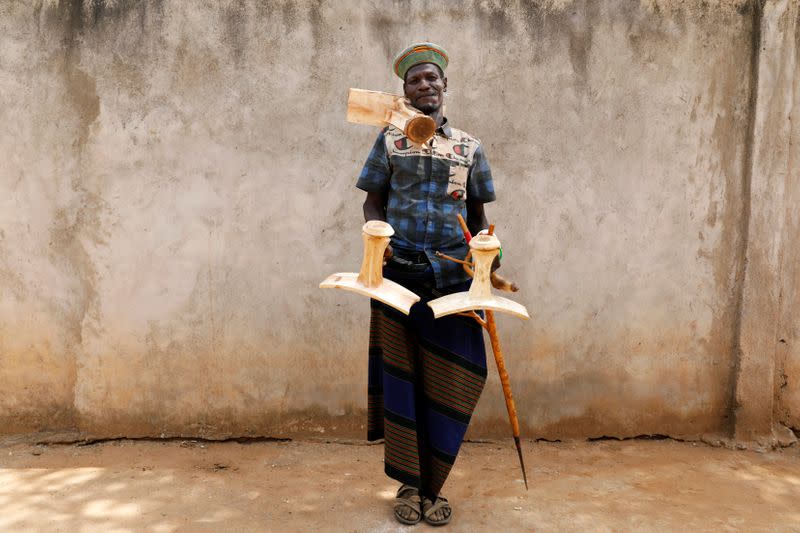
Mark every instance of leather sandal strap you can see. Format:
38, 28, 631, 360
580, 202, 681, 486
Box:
394, 495, 421, 508
423, 496, 450, 518
394, 490, 422, 524
397, 484, 419, 498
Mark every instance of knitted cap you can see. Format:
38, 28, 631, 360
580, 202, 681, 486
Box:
393, 42, 449, 80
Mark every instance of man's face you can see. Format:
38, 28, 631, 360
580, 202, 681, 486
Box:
403, 63, 447, 115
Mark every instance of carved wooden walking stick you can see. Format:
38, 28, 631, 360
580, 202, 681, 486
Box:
320, 221, 420, 314
429, 214, 529, 490
484, 295, 529, 491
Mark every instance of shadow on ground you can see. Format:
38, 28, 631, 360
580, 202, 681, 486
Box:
1, 438, 799, 532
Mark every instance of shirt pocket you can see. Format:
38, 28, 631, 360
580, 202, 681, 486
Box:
446, 164, 469, 201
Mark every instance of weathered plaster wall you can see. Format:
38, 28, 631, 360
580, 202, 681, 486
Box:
0, 0, 795, 442
737, 0, 800, 441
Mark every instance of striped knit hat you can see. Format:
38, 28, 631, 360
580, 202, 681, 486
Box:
393, 42, 449, 80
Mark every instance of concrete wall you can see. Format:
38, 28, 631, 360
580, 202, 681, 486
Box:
738, 0, 800, 444
0, 0, 797, 443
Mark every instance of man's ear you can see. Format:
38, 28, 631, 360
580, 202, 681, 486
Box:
443, 77, 448, 92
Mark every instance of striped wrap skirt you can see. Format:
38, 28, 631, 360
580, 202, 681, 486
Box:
367, 265, 487, 498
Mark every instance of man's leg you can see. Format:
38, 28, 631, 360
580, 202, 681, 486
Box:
369, 299, 425, 523
414, 298, 488, 525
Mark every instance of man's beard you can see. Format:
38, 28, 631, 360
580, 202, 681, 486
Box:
415, 101, 439, 115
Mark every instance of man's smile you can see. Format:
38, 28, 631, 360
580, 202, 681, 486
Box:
403, 63, 447, 114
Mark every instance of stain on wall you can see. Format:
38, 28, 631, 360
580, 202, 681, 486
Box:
0, 0, 796, 442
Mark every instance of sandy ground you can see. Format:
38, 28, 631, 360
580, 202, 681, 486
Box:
1, 437, 799, 532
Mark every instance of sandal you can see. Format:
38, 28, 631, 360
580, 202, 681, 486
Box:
422, 496, 452, 526
393, 484, 422, 525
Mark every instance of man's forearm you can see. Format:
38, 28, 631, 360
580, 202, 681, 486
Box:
466, 213, 488, 236
363, 203, 385, 222
466, 199, 489, 236
363, 191, 387, 222
466, 198, 500, 270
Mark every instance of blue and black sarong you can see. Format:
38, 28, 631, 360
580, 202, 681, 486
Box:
367, 263, 487, 498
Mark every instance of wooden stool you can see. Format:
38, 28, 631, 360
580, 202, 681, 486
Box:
346, 88, 436, 144
428, 233, 529, 320
320, 221, 420, 314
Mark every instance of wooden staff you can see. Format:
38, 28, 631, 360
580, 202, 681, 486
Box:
455, 214, 528, 490
485, 306, 528, 490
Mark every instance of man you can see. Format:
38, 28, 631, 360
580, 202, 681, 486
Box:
356, 42, 497, 526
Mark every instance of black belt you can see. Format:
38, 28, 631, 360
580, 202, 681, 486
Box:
388, 251, 430, 272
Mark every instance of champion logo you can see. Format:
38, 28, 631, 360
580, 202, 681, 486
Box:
453, 144, 470, 157
450, 189, 465, 200
394, 138, 411, 151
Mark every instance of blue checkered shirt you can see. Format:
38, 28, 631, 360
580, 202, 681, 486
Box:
356, 121, 496, 288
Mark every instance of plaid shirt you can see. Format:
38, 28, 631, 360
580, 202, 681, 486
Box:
356, 121, 496, 288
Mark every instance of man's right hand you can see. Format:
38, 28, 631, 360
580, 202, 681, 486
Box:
383, 244, 393, 265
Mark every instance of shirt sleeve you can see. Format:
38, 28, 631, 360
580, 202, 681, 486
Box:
356, 131, 391, 193
467, 143, 496, 203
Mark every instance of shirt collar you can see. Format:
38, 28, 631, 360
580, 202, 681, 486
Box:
436, 118, 453, 139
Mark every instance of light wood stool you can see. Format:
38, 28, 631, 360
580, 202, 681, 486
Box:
346, 88, 436, 144
320, 221, 420, 314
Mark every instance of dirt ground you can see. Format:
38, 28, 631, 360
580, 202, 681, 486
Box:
1, 437, 799, 532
